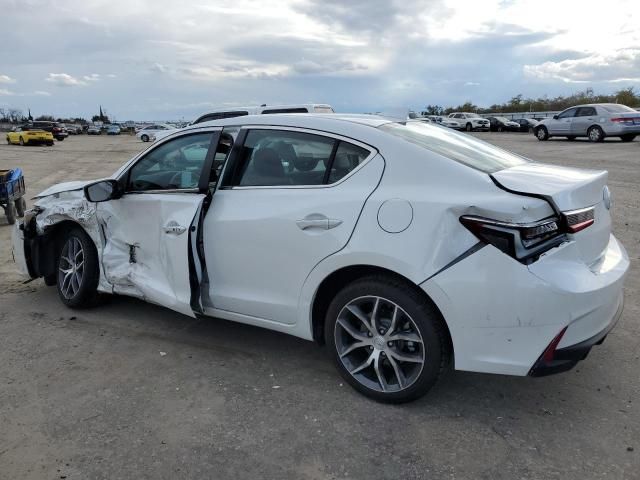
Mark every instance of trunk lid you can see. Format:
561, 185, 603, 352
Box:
492, 163, 610, 266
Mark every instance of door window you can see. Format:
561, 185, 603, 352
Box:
127, 133, 213, 192
228, 129, 370, 187
557, 108, 578, 119
576, 107, 596, 117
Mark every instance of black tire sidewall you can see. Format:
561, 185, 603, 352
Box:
536, 127, 548, 140
56, 227, 100, 308
324, 276, 448, 403
15, 197, 26, 217
5, 202, 16, 224
141, 134, 149, 142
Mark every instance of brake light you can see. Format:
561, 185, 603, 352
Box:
542, 326, 567, 362
564, 207, 595, 234
610, 117, 639, 123
460, 215, 566, 263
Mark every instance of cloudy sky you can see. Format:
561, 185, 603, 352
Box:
1, 0, 639, 120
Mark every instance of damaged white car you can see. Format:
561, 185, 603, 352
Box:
12, 115, 629, 403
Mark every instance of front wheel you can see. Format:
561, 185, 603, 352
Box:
141, 134, 149, 142
588, 125, 604, 142
5, 201, 16, 225
56, 228, 100, 308
620, 134, 636, 142
325, 276, 450, 403
535, 126, 549, 141
465, 123, 472, 132
19, 137, 25, 146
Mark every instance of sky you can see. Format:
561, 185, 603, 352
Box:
1, 0, 639, 121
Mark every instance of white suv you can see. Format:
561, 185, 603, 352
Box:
192, 103, 334, 125
448, 112, 490, 132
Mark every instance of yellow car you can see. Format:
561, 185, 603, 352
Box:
6, 126, 54, 146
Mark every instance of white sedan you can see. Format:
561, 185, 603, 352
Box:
135, 123, 175, 142
12, 114, 629, 403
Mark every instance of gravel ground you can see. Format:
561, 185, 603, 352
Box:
0, 132, 638, 480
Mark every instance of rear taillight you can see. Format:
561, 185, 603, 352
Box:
611, 117, 639, 123
564, 206, 595, 234
460, 215, 566, 263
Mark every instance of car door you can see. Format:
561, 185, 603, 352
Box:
571, 107, 597, 136
202, 126, 384, 325
549, 107, 577, 135
97, 129, 221, 317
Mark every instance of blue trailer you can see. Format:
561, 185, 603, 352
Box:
0, 168, 26, 225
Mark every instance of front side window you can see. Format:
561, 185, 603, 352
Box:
127, 133, 213, 192
557, 108, 577, 119
576, 107, 596, 117
229, 129, 370, 187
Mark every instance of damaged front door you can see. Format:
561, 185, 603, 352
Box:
98, 130, 220, 317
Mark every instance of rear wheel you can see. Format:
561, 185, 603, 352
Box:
6, 137, 10, 144
56, 228, 100, 308
535, 126, 549, 141
465, 123, 472, 132
620, 134, 636, 142
588, 125, 604, 142
15, 197, 26, 217
325, 276, 450, 403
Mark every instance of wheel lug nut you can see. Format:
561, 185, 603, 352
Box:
387, 341, 393, 347
381, 352, 386, 357
368, 332, 373, 337
379, 329, 385, 334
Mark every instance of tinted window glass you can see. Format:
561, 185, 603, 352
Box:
328, 142, 370, 183
261, 108, 309, 114
236, 130, 335, 186
576, 107, 596, 117
128, 133, 212, 191
557, 108, 577, 119
379, 121, 528, 173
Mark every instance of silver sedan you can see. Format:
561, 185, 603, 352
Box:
534, 103, 640, 142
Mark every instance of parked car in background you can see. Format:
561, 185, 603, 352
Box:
487, 116, 521, 132
87, 125, 101, 135
6, 126, 54, 146
534, 103, 640, 142
31, 121, 68, 141
447, 113, 490, 132
12, 114, 628, 403
192, 103, 335, 125
427, 115, 463, 130
107, 125, 121, 135
514, 118, 539, 133
136, 124, 174, 142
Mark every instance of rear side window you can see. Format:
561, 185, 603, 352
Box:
195, 111, 249, 124
576, 107, 596, 117
379, 122, 528, 173
229, 129, 370, 187
601, 104, 637, 113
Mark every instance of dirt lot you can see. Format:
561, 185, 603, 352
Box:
1, 133, 638, 480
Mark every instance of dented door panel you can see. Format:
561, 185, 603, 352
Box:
97, 193, 206, 316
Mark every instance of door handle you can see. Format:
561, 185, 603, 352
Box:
296, 215, 342, 230
163, 223, 187, 235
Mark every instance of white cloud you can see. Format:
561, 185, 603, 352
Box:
0, 74, 15, 84
45, 73, 87, 87
0, 88, 13, 96
34, 90, 52, 96
82, 73, 101, 82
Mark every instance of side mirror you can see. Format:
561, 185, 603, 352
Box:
84, 179, 120, 203
552, 115, 559, 120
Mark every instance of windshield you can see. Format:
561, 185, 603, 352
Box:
496, 117, 510, 122
379, 121, 529, 173
601, 104, 637, 113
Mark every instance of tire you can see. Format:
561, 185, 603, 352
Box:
5, 201, 16, 225
620, 134, 636, 142
19, 137, 25, 146
15, 197, 26, 217
141, 134, 149, 142
465, 123, 472, 132
535, 126, 549, 141
47, 141, 54, 146
56, 227, 100, 308
57, 137, 64, 141
325, 275, 450, 403
567, 136, 576, 141
6, 137, 10, 144
497, 126, 503, 132
588, 125, 604, 142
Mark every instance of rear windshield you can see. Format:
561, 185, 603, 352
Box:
379, 122, 528, 173
600, 104, 637, 113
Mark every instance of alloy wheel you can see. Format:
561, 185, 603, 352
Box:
334, 296, 425, 393
58, 236, 85, 300
589, 127, 602, 142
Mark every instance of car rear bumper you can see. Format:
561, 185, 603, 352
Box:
420, 234, 629, 376
605, 124, 640, 135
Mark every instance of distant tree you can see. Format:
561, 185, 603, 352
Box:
614, 87, 638, 107
423, 104, 445, 115
8, 108, 24, 123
